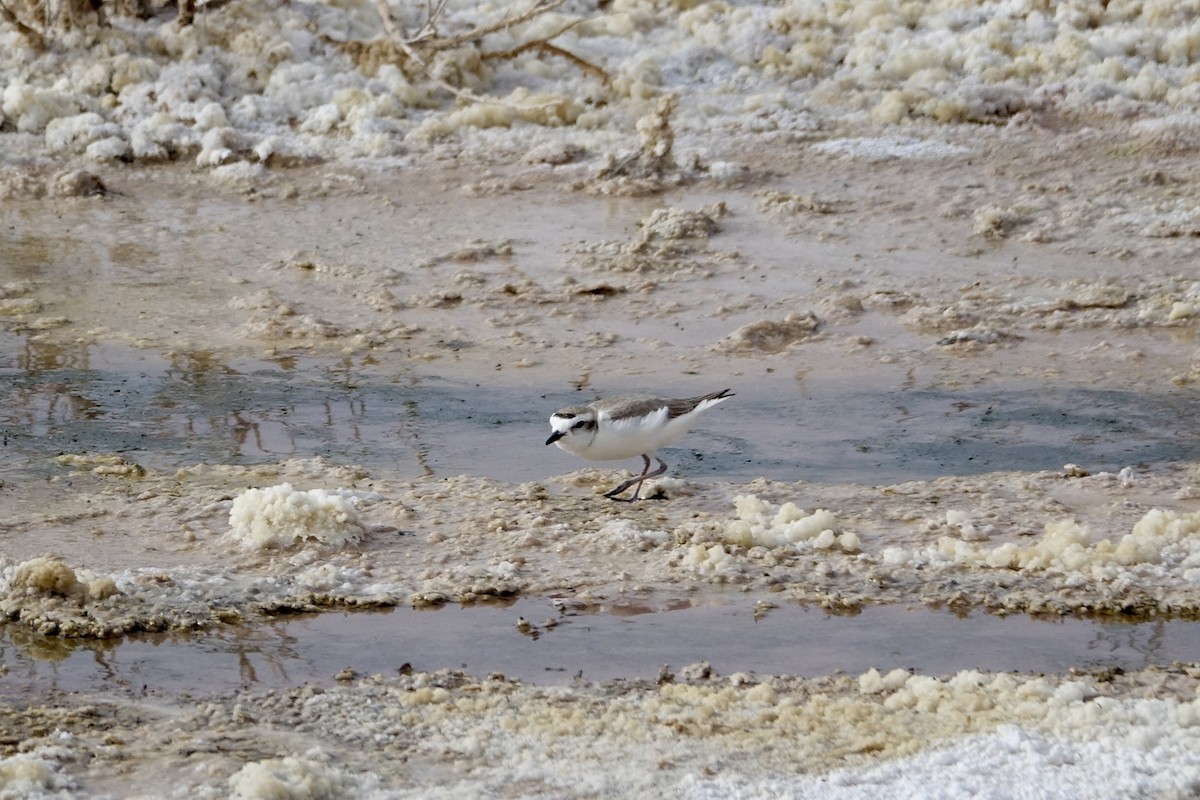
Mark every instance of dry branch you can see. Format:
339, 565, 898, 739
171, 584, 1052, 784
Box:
375, 0, 603, 108
419, 0, 563, 50
407, 0, 449, 43
0, 0, 197, 44
482, 38, 608, 86
376, 0, 517, 108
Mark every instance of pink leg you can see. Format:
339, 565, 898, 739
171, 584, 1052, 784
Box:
605, 455, 669, 501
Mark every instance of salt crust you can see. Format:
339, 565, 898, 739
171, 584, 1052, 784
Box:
943, 508, 993, 541
3, 463, 1200, 795
684, 495, 858, 574
99, 665, 1200, 800
721, 494, 858, 552
682, 723, 1200, 799
7, 466, 1200, 636
228, 751, 373, 800
0, 752, 75, 797
2, 554, 118, 604
812, 136, 970, 160
5, 1, 1200, 162
227, 483, 364, 549
712, 310, 822, 354
885, 508, 1200, 580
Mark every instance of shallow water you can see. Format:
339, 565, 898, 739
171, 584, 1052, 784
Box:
3, 2, 1200, 789
3, 334, 1196, 486
2, 601, 1197, 698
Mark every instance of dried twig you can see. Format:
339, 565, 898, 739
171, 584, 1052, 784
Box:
407, 0, 449, 44
375, 0, 597, 111
419, 0, 564, 50
482, 37, 609, 86
376, 0, 515, 108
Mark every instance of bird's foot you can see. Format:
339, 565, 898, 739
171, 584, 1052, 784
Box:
604, 483, 641, 501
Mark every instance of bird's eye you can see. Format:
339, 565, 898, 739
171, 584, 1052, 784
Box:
572, 420, 587, 429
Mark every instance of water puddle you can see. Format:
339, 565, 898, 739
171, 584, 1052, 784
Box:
2, 335, 1198, 486
2, 601, 1197, 698
3, 335, 1198, 700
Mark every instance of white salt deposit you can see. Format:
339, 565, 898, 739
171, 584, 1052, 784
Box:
600, 518, 670, 545
227, 483, 364, 549
811, 136, 971, 161
683, 722, 1200, 799
3, 0, 1200, 164
0, 752, 75, 796
228, 752, 374, 800
143, 665, 1200, 800
5, 1, 1200, 797
857, 668, 913, 695
944, 509, 992, 542
721, 494, 856, 552
684, 495, 858, 576
682, 542, 738, 574
2, 555, 118, 604
892, 508, 1200, 580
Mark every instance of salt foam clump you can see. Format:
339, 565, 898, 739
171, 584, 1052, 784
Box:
723, 494, 858, 552
937, 508, 1200, 579
0, 752, 75, 795
228, 752, 375, 800
3, 555, 119, 603
228, 483, 364, 549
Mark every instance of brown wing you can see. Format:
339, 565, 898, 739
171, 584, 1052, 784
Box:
666, 388, 733, 419
600, 397, 673, 421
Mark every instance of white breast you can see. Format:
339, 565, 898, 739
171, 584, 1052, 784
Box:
572, 405, 671, 460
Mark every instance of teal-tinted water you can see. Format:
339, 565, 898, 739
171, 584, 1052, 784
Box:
2, 335, 1197, 486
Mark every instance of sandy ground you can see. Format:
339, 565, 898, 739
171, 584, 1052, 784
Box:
3, 118, 1200, 796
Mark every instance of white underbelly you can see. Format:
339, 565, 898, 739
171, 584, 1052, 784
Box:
556, 417, 698, 461
555, 436, 650, 461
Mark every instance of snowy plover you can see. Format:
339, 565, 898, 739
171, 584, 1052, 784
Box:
545, 389, 733, 501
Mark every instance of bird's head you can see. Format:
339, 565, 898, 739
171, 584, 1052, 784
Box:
545, 406, 598, 447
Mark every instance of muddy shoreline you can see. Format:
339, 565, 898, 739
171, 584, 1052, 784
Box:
3, 125, 1200, 797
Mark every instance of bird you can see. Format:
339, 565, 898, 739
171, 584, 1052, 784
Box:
545, 389, 733, 501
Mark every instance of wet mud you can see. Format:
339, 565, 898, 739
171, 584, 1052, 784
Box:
2, 131, 1200, 797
